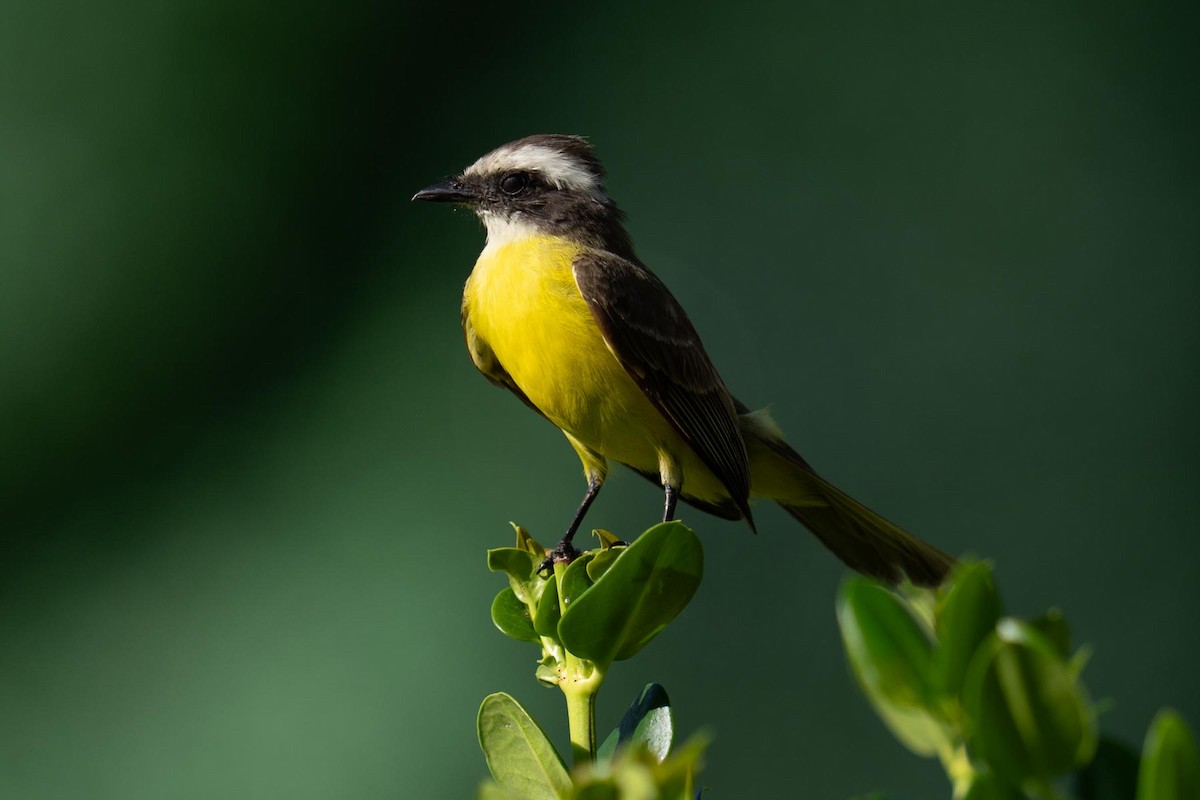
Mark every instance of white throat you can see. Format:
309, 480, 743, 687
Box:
478, 212, 542, 255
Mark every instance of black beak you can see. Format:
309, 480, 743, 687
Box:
411, 178, 479, 204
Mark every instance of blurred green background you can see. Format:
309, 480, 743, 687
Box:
2, 2, 1197, 797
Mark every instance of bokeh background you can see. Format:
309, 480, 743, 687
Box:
3, 2, 1197, 797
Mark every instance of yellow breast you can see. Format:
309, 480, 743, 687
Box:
462, 233, 670, 463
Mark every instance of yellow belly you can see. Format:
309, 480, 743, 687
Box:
463, 235, 681, 476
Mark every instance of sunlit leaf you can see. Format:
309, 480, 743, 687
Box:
597, 684, 674, 765
558, 522, 703, 665
477, 780, 519, 800
491, 587, 538, 643
586, 548, 622, 583
592, 528, 624, 549
559, 553, 595, 609
477, 693, 571, 800
1137, 708, 1200, 800
488, 547, 539, 604
963, 619, 1097, 789
511, 522, 545, 556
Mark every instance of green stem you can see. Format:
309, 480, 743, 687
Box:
563, 680, 598, 765
937, 742, 974, 798
554, 559, 604, 766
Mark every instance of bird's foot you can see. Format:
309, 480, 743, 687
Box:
537, 539, 582, 576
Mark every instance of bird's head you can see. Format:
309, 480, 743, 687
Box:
413, 135, 628, 250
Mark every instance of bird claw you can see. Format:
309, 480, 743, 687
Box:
536, 539, 582, 576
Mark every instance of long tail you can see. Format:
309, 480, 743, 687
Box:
741, 409, 955, 587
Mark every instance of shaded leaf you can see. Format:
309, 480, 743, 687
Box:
837, 577, 947, 756
477, 693, 571, 800
533, 576, 561, 638
934, 561, 1001, 702
574, 783, 620, 800
961, 771, 1025, 800
559, 522, 703, 665
1029, 608, 1071, 660
1137, 708, 1200, 800
491, 587, 538, 643
963, 619, 1097, 788
1075, 736, 1140, 800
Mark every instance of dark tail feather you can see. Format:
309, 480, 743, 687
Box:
780, 474, 954, 587
736, 403, 955, 586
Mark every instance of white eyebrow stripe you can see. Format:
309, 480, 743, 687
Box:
464, 143, 600, 193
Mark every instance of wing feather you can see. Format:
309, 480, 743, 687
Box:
572, 251, 752, 520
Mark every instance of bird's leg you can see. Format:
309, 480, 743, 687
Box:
540, 475, 603, 574
662, 482, 678, 522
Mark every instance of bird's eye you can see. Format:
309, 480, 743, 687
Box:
500, 172, 528, 195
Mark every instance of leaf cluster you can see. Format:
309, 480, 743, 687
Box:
488, 522, 702, 680
838, 562, 1199, 800
479, 522, 708, 799
477, 686, 707, 800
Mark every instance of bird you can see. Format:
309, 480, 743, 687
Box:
413, 134, 953, 586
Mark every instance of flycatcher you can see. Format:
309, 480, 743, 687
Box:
414, 135, 953, 585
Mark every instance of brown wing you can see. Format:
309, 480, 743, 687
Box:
462, 300, 546, 418
572, 251, 753, 523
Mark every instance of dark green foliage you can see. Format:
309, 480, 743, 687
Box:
838, 562, 1197, 800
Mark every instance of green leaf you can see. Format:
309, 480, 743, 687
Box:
558, 521, 703, 665
491, 587, 538, 643
961, 771, 1025, 800
963, 619, 1097, 789
585, 547, 622, 582
597, 684, 675, 765
650, 732, 709, 800
535, 657, 560, 688
511, 522, 545, 556
592, 528, 624, 549
533, 575, 561, 638
559, 553, 595, 608
1137, 708, 1200, 800
934, 561, 1002, 701
574, 783, 620, 800
477, 693, 571, 800
837, 577, 947, 756
1074, 736, 1140, 800
477, 780, 519, 800
488, 547, 539, 604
